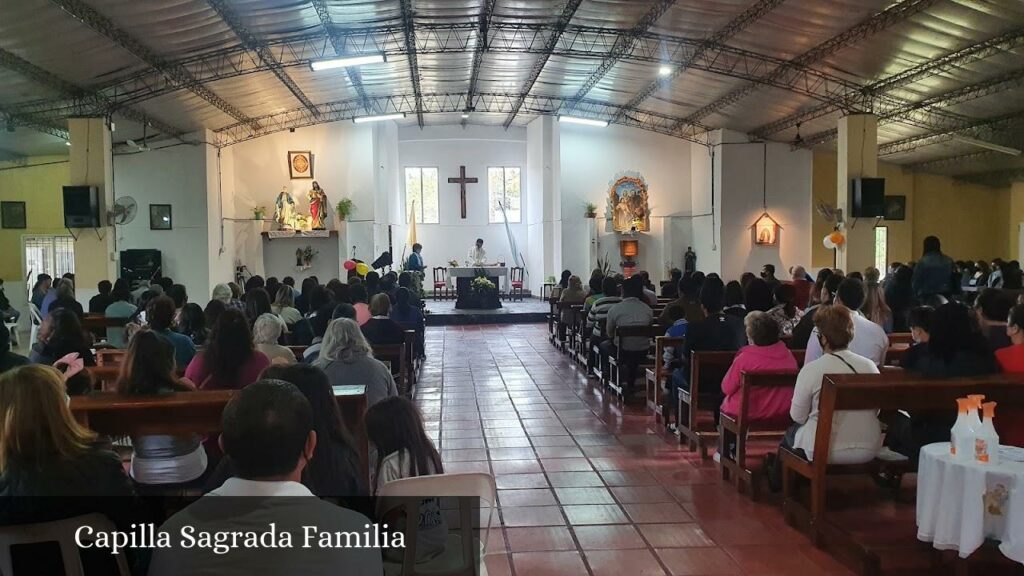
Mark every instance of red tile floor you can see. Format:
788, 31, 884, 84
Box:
415, 324, 856, 576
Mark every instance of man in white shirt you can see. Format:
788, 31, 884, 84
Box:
149, 380, 382, 576
468, 238, 487, 265
804, 278, 888, 366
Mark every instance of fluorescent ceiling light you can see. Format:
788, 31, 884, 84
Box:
461, 113, 470, 119
353, 113, 406, 124
658, 65, 672, 76
310, 54, 385, 71
64, 141, 71, 146
558, 115, 608, 127
952, 135, 1021, 157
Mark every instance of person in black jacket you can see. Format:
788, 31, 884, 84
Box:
0, 323, 28, 374
664, 277, 745, 429
49, 278, 84, 319
0, 364, 138, 528
87, 280, 114, 314
885, 303, 996, 463
361, 294, 406, 347
205, 364, 367, 500
790, 273, 843, 349
0, 279, 18, 323
28, 308, 95, 395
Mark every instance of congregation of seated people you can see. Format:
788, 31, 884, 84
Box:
549, 234, 1024, 470
0, 270, 444, 573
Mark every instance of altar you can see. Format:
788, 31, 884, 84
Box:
448, 266, 508, 310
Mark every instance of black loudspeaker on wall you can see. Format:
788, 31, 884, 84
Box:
62, 185, 101, 228
120, 249, 162, 287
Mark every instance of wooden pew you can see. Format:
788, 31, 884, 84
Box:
677, 350, 734, 458
568, 305, 587, 365
888, 332, 913, 345
551, 301, 577, 352
718, 369, 799, 499
373, 342, 410, 397
85, 365, 120, 392
95, 348, 126, 368
286, 345, 308, 362
645, 336, 684, 421
679, 346, 905, 459
607, 324, 665, 397
780, 372, 1024, 561
82, 314, 131, 332
69, 386, 370, 485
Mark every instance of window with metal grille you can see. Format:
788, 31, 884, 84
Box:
488, 166, 521, 223
404, 167, 440, 224
23, 235, 75, 292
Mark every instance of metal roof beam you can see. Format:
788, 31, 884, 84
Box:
567, 0, 677, 106
310, 0, 370, 112
612, 0, 785, 126
49, 0, 260, 131
879, 110, 1024, 156
206, 0, 318, 117
0, 107, 69, 140
213, 91, 711, 147
399, 0, 424, 128
672, 0, 939, 130
503, 0, 584, 129
0, 46, 187, 141
752, 27, 1024, 139
801, 68, 1024, 148
463, 0, 497, 127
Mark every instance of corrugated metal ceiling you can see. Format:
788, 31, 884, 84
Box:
0, 0, 1020, 186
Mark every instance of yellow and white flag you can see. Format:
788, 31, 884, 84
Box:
406, 200, 417, 246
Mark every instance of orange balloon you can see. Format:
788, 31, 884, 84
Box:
829, 231, 845, 246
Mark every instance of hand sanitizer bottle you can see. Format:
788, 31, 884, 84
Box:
975, 402, 1000, 465
950, 398, 976, 460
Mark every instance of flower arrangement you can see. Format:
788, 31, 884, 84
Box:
448, 259, 459, 267
471, 276, 496, 294
252, 205, 267, 220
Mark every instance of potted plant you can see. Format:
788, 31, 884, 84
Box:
584, 202, 598, 218
335, 198, 355, 222
252, 205, 267, 220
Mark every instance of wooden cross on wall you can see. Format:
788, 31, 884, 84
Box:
448, 165, 479, 219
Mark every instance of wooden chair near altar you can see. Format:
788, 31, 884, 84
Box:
508, 267, 525, 301
432, 267, 451, 301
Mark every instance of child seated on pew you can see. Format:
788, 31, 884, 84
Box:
366, 396, 447, 564
116, 329, 208, 486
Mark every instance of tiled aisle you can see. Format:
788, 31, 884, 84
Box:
415, 324, 856, 576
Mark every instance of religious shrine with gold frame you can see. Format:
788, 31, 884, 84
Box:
288, 150, 314, 180
608, 171, 650, 233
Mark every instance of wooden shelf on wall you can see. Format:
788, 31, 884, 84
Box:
260, 230, 338, 240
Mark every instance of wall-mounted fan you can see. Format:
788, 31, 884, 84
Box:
815, 200, 843, 224
109, 196, 138, 226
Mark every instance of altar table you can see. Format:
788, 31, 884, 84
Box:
448, 266, 508, 309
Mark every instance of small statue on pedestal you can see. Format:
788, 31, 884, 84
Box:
274, 186, 296, 229
308, 181, 328, 230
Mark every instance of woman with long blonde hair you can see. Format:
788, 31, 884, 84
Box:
0, 365, 135, 524
863, 267, 894, 333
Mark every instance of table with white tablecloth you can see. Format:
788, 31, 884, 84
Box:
917, 442, 1024, 563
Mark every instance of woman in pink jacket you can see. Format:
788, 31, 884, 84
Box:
720, 311, 798, 424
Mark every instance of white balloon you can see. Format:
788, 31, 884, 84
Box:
823, 236, 836, 250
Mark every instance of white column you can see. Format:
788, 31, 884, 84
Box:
68, 117, 115, 296
836, 114, 878, 273
526, 115, 561, 295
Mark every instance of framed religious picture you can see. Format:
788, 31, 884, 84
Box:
884, 195, 906, 221
1, 201, 26, 229
751, 212, 781, 246
150, 204, 172, 230
288, 150, 314, 180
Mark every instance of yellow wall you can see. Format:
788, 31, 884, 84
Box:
812, 151, 1013, 270
0, 157, 69, 281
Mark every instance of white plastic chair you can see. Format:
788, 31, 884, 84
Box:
0, 513, 130, 576
3, 319, 16, 347
28, 303, 43, 348
377, 472, 497, 576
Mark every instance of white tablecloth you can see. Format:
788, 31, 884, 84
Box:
447, 267, 509, 289
917, 442, 1024, 563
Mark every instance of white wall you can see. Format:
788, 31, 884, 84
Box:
392, 125, 528, 271
112, 137, 211, 300
690, 142, 719, 275
228, 121, 376, 277
715, 130, 813, 282
560, 123, 693, 282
